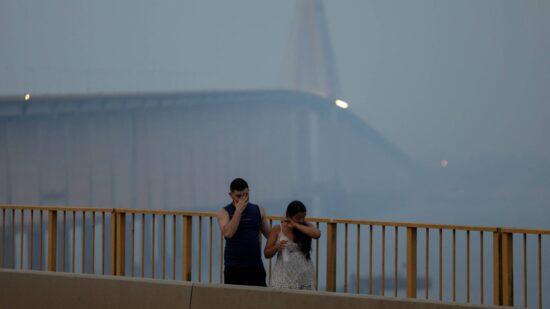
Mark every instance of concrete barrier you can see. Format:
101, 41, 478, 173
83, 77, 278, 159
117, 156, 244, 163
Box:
1, 270, 501, 309
190, 283, 501, 309
0, 270, 192, 309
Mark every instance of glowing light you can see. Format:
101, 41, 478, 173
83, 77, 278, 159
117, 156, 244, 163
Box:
24, 94, 31, 101
335, 99, 349, 109
440, 159, 449, 168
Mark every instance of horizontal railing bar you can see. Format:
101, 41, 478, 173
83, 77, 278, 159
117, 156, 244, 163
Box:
0, 205, 113, 213
330, 219, 499, 231
268, 215, 334, 223
115, 208, 215, 217
500, 228, 550, 235
248, 216, 499, 231
2, 205, 549, 235
267, 217, 498, 232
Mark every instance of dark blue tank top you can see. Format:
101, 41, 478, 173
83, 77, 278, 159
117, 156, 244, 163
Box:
223, 203, 262, 268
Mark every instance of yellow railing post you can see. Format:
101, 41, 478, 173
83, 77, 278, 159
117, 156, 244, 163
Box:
493, 229, 503, 305
47, 210, 58, 271
108, 210, 127, 276
115, 212, 126, 276
501, 232, 514, 306
406, 227, 417, 298
182, 215, 192, 281
326, 221, 337, 292
493, 229, 514, 306
110, 211, 116, 275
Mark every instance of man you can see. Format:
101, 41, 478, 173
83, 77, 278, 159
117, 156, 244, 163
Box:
217, 178, 270, 286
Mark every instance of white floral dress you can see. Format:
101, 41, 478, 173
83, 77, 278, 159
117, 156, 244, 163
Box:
269, 226, 314, 290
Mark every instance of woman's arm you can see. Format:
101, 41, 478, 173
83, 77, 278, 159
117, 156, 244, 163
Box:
289, 220, 321, 239
264, 225, 287, 258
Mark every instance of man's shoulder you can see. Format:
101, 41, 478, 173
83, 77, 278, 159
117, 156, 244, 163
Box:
218, 204, 233, 215
248, 203, 261, 213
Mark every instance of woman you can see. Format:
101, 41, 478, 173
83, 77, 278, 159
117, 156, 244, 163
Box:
264, 200, 321, 290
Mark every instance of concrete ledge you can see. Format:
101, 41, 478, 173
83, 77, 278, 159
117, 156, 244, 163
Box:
0, 270, 192, 309
191, 283, 500, 309
1, 270, 500, 309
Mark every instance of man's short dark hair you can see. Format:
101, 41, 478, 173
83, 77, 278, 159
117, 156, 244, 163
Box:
230, 178, 249, 192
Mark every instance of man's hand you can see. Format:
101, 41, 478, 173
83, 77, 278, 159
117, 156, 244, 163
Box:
234, 192, 249, 213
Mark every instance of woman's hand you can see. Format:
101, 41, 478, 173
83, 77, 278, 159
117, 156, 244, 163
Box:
275, 239, 288, 251
287, 220, 321, 239
264, 225, 289, 259
283, 219, 294, 228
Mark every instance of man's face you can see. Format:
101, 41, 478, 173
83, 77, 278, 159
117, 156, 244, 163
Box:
229, 188, 249, 204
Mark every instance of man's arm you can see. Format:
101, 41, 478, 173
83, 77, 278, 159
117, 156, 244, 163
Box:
217, 207, 242, 239
217, 194, 249, 239
259, 207, 270, 239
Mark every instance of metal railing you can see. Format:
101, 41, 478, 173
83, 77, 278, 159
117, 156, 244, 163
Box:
0, 204, 547, 308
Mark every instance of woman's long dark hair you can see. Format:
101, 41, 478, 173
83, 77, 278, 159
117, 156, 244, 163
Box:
286, 200, 311, 260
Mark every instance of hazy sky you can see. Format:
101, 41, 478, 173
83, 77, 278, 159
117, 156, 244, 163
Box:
1, 0, 549, 162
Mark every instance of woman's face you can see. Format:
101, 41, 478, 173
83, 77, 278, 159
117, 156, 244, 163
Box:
289, 212, 306, 224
